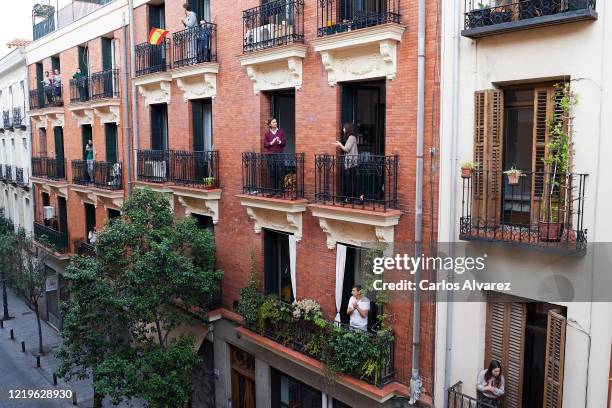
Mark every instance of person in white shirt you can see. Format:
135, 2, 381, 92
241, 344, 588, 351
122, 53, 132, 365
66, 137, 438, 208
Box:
88, 227, 97, 246
476, 360, 505, 407
182, 4, 198, 28
182, 4, 198, 62
347, 285, 370, 331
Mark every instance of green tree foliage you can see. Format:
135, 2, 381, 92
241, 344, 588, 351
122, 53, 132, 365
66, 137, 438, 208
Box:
57, 189, 223, 407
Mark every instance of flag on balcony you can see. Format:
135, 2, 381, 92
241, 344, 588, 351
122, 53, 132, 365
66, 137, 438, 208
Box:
148, 28, 169, 45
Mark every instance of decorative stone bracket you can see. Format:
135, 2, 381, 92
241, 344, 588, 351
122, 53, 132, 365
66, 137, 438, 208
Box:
238, 195, 307, 240
46, 110, 64, 128
72, 186, 99, 207
134, 72, 172, 105
311, 24, 405, 86
28, 113, 47, 129
92, 100, 121, 125
239, 44, 307, 94
68, 105, 94, 127
309, 204, 401, 249
28, 108, 65, 128
174, 188, 221, 224
171, 63, 219, 101
32, 178, 68, 198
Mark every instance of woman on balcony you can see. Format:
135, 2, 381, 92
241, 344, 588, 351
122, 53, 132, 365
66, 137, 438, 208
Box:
263, 118, 286, 196
43, 71, 54, 105
335, 123, 359, 203
53, 69, 62, 103
476, 360, 505, 407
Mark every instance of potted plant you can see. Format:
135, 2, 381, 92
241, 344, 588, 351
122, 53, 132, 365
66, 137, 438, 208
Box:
503, 167, 523, 185
467, 2, 492, 28
202, 177, 216, 190
460, 161, 477, 178
283, 173, 297, 193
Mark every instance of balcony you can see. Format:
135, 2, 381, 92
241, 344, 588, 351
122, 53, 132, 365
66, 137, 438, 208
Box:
76, 240, 96, 257
12, 107, 25, 129
0, 166, 5, 182
459, 170, 588, 254
317, 0, 400, 36
71, 160, 123, 191
4, 165, 15, 184
71, 160, 90, 185
135, 40, 170, 77
69, 76, 90, 103
2, 110, 12, 129
136, 150, 170, 183
462, 0, 598, 38
239, 298, 394, 388
15, 168, 29, 189
172, 24, 217, 68
32, 0, 116, 41
243, 1, 304, 52
242, 153, 304, 200
34, 221, 68, 253
447, 382, 496, 408
32, 157, 66, 180
28, 87, 63, 110
28, 90, 44, 110
170, 150, 220, 189
90, 69, 119, 100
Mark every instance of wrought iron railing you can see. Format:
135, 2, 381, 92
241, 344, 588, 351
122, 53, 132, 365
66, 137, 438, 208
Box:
315, 154, 398, 210
0, 165, 5, 181
31, 157, 66, 180
317, 0, 400, 36
93, 161, 122, 190
135, 39, 170, 77
76, 240, 96, 257
34, 221, 68, 253
29, 90, 44, 110
172, 24, 218, 67
460, 169, 588, 253
243, 0, 304, 52
71, 160, 91, 185
137, 150, 170, 183
69, 76, 90, 103
33, 15, 55, 41
90, 69, 119, 100
464, 0, 597, 30
33, 0, 115, 41
15, 167, 28, 188
12, 107, 24, 128
4, 165, 14, 183
2, 110, 11, 129
171, 150, 219, 189
242, 152, 304, 199
40, 83, 63, 107
448, 382, 497, 408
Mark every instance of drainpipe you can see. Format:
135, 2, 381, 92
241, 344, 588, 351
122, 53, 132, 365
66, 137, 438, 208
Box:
410, 0, 426, 403
121, 13, 132, 195
127, 0, 138, 194
443, 0, 462, 405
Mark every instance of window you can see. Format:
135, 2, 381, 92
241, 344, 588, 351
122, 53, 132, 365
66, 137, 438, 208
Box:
269, 90, 295, 154
81, 124, 92, 160
84, 203, 96, 241
105, 123, 118, 163
341, 79, 386, 155
485, 301, 567, 408
192, 213, 214, 232
108, 208, 121, 220
191, 99, 212, 152
188, 0, 210, 22
264, 229, 294, 303
271, 368, 322, 408
148, 3, 165, 30
150, 104, 168, 151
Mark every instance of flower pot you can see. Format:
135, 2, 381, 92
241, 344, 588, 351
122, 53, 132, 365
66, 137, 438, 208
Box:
467, 8, 492, 28
205, 185, 216, 190
568, 0, 589, 11
506, 173, 521, 185
539, 0, 558, 16
461, 167, 473, 179
539, 220, 563, 242
519, 0, 538, 19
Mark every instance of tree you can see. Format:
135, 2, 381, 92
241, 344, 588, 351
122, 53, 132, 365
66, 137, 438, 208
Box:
58, 188, 223, 408
0, 221, 16, 321
12, 230, 48, 355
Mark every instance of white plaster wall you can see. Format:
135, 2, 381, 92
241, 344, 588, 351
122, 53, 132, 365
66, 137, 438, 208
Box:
436, 1, 612, 407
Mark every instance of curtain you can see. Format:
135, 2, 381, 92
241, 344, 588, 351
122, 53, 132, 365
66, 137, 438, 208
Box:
335, 244, 347, 322
288, 234, 297, 301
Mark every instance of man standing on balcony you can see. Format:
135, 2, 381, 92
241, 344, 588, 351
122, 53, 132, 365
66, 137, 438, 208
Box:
347, 285, 370, 331
197, 20, 213, 63
263, 118, 286, 196
182, 4, 198, 63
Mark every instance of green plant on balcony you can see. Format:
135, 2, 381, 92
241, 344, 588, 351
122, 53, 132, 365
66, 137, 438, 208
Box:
202, 177, 216, 190
235, 251, 264, 327
257, 296, 294, 346
292, 298, 322, 321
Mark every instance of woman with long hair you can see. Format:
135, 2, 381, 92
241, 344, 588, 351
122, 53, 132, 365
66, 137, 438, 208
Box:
335, 123, 359, 203
263, 118, 286, 196
477, 360, 505, 407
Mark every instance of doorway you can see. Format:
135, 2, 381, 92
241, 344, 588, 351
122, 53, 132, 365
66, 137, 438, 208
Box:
341, 80, 386, 155
230, 345, 256, 408
105, 123, 118, 163
54, 127, 65, 178
84, 203, 96, 242
339, 245, 378, 330
81, 125, 92, 160
270, 90, 295, 154
57, 197, 68, 234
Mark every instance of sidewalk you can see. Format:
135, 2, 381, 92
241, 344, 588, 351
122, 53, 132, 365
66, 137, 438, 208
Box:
0, 287, 142, 407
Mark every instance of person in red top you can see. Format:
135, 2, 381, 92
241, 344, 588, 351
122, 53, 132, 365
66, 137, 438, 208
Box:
263, 118, 286, 196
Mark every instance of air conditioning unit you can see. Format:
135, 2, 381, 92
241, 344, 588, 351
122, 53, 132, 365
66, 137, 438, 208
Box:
43, 206, 55, 220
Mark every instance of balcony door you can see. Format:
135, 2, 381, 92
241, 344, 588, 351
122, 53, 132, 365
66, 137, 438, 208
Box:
188, 0, 210, 22
338, 244, 378, 330
263, 229, 294, 304
230, 346, 255, 408
192, 99, 212, 152
84, 203, 96, 242
102, 37, 116, 97
270, 90, 295, 155
151, 104, 168, 151
54, 126, 65, 178
341, 79, 386, 155
81, 124, 92, 160
105, 123, 118, 164
58, 196, 68, 234
148, 3, 165, 30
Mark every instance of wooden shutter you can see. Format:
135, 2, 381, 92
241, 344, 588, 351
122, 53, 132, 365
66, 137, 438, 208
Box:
543, 310, 566, 408
485, 302, 526, 408
104, 124, 118, 164
472, 90, 504, 227
532, 87, 554, 199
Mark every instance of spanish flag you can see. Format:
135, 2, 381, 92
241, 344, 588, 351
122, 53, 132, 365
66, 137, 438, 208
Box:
148, 28, 169, 45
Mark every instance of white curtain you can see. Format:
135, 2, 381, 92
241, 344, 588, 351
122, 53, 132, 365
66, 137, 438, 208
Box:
288, 235, 297, 301
335, 244, 347, 322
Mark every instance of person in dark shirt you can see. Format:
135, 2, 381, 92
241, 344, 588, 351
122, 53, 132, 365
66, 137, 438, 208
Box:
263, 118, 286, 196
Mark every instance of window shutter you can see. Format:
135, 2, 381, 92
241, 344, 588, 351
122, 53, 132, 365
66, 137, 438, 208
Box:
473, 90, 504, 227
532, 87, 554, 199
485, 302, 526, 408
543, 310, 566, 408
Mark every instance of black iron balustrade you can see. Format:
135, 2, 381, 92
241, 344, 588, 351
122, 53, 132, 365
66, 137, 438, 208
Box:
447, 382, 497, 408
90, 69, 119, 100
15, 167, 28, 189
33, 14, 55, 41
12, 107, 24, 128
315, 154, 398, 210
69, 76, 90, 103
317, 0, 400, 36
242, 152, 304, 199
243, 0, 304, 52
171, 150, 219, 189
463, 0, 597, 30
71, 160, 91, 185
2, 110, 11, 129
77, 240, 96, 257
29, 90, 44, 110
173, 24, 218, 67
93, 161, 122, 190
460, 169, 588, 253
135, 39, 170, 77
34, 221, 68, 253
31, 157, 66, 180
0, 166, 5, 182
137, 150, 170, 183
4, 165, 14, 183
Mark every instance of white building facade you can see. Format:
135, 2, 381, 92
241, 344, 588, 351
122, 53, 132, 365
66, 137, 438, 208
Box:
0, 47, 32, 235
436, 1, 612, 408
